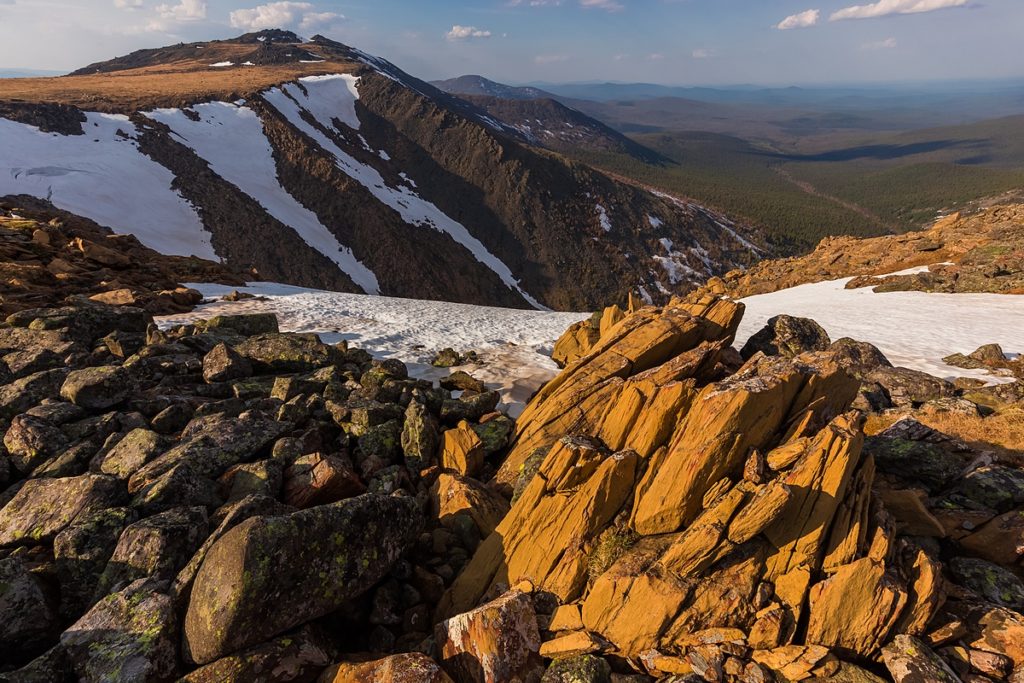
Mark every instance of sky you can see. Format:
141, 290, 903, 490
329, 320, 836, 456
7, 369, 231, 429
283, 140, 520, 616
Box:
1, 0, 1021, 85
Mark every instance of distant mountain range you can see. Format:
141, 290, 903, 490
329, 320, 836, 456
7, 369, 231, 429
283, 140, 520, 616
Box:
0, 31, 765, 311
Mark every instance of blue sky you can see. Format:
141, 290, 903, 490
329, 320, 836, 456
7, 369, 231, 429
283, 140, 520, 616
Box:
1, 0, 1021, 84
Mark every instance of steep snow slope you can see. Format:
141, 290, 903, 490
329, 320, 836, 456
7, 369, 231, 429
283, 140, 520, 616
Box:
735, 273, 1023, 382
0, 113, 216, 259
147, 100, 380, 293
262, 76, 546, 309
158, 282, 587, 416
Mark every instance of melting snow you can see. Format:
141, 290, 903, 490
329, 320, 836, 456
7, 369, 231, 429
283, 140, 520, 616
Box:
158, 282, 587, 417
147, 102, 379, 294
0, 113, 216, 259
735, 275, 1024, 383
648, 214, 663, 229
263, 76, 545, 310
209, 61, 234, 68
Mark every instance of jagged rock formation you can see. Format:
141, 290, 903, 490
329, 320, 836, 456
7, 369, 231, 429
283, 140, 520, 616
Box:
0, 31, 765, 311
437, 297, 1024, 681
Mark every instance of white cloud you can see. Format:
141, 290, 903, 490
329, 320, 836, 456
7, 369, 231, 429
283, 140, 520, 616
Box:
446, 25, 492, 41
580, 0, 624, 11
831, 0, 968, 21
534, 53, 568, 64
154, 0, 204, 22
862, 36, 898, 48
507, 0, 563, 5
776, 8, 820, 29
692, 48, 711, 59
114, 0, 143, 8
229, 2, 342, 31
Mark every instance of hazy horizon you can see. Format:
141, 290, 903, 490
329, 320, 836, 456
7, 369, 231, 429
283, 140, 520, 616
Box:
0, 0, 1021, 86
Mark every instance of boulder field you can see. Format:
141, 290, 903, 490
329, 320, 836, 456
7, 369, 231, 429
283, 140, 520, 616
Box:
0, 293, 1022, 682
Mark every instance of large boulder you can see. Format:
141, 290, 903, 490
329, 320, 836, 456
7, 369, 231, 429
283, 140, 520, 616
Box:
183, 493, 422, 665
401, 398, 440, 473
0, 473, 124, 545
233, 333, 344, 374
882, 635, 961, 683
127, 414, 290, 498
60, 579, 179, 683
866, 366, 955, 407
60, 366, 132, 410
99, 428, 167, 479
740, 315, 831, 360
197, 313, 279, 337
0, 368, 69, 419
93, 506, 208, 600
3, 413, 68, 474
201, 343, 253, 384
7, 301, 150, 344
179, 627, 330, 683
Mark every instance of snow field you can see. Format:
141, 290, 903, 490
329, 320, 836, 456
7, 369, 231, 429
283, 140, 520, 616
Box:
0, 113, 216, 259
735, 276, 1023, 383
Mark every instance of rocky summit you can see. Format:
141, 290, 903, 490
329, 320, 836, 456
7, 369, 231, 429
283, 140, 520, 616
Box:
0, 262, 1022, 683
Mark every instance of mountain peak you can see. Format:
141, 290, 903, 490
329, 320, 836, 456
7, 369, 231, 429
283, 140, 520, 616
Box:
231, 28, 303, 44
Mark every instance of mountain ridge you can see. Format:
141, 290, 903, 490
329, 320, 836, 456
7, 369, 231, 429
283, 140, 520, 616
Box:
0, 30, 767, 311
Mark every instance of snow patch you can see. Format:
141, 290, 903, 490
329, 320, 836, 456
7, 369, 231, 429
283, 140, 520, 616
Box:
735, 275, 1023, 383
596, 204, 612, 232
158, 282, 587, 417
0, 113, 216, 259
209, 61, 234, 68
648, 214, 663, 229
146, 102, 379, 294
284, 74, 362, 130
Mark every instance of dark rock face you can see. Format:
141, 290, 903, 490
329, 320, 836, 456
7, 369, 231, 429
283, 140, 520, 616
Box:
0, 556, 58, 658
183, 493, 423, 664
740, 314, 832, 360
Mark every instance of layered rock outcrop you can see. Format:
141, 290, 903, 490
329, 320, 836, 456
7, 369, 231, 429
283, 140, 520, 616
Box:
438, 296, 1024, 682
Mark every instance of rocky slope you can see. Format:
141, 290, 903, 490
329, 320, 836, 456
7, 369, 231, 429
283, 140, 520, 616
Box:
431, 75, 555, 101
1, 248, 1022, 680
0, 197, 244, 317
706, 202, 1024, 299
0, 30, 765, 311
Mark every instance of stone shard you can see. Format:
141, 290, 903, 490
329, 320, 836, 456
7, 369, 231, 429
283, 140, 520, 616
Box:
441, 420, 486, 477
436, 589, 544, 683
438, 437, 636, 618
320, 653, 454, 683
881, 634, 962, 683
183, 493, 422, 665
